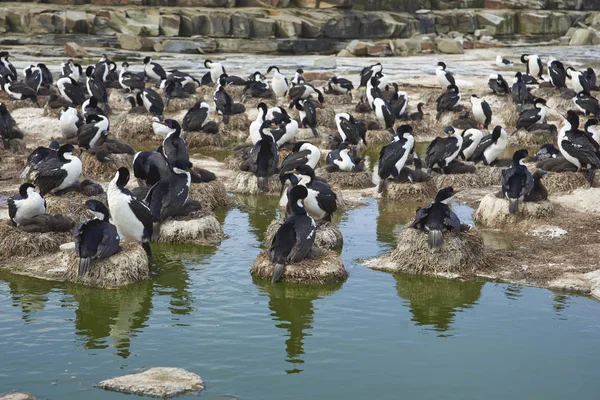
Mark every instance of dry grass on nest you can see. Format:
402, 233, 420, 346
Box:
383, 180, 437, 202
250, 248, 347, 284
264, 220, 343, 250
156, 211, 225, 244
63, 241, 149, 288
367, 129, 393, 144
223, 154, 243, 170
186, 132, 227, 148
542, 171, 590, 195
366, 226, 489, 276
229, 171, 281, 195
546, 96, 575, 113
509, 130, 555, 146
80, 152, 132, 182
474, 194, 554, 227
45, 191, 107, 225
107, 89, 130, 112
219, 114, 251, 138
324, 93, 353, 106
43, 103, 63, 118
114, 114, 160, 147
5, 99, 42, 112
433, 172, 484, 190
475, 164, 504, 186
0, 151, 26, 179
243, 94, 279, 109
315, 168, 374, 189
188, 180, 234, 210
316, 107, 337, 130
0, 221, 70, 261
419, 89, 443, 106
494, 103, 519, 129
164, 97, 198, 114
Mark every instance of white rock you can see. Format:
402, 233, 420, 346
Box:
531, 226, 568, 239
313, 56, 336, 69
60, 242, 75, 251
0, 394, 35, 400
96, 367, 204, 398
555, 188, 600, 214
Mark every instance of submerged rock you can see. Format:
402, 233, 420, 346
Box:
474, 194, 554, 227
96, 367, 204, 398
0, 394, 35, 400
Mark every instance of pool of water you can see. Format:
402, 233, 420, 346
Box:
1, 196, 600, 399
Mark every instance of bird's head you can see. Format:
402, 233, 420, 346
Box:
49, 141, 60, 151
443, 126, 456, 136
566, 110, 580, 129
18, 183, 36, 198
143, 56, 152, 65
84, 199, 110, 221
437, 61, 446, 70
512, 149, 529, 165
435, 186, 457, 203
520, 54, 530, 63
396, 124, 413, 138
115, 167, 130, 188
85, 65, 94, 78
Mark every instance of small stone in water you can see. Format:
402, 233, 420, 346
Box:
0, 393, 36, 400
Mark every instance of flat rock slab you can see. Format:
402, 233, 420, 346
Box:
0, 394, 35, 400
97, 367, 204, 398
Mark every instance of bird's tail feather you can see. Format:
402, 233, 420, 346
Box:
310, 126, 319, 138
509, 198, 519, 214
20, 165, 30, 179
78, 257, 91, 277
589, 168, 596, 186
223, 114, 230, 125
258, 176, 269, 192
272, 263, 285, 283
378, 178, 387, 194
436, 112, 442, 122
151, 222, 161, 242
142, 241, 153, 258
428, 230, 443, 249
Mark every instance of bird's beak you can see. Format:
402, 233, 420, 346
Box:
81, 201, 87, 206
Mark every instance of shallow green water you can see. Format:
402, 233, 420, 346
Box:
1, 197, 600, 399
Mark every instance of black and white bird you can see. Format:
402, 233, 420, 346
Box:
0, 51, 17, 81
377, 125, 415, 193
512, 98, 548, 134
56, 76, 85, 106
85, 66, 108, 110
459, 128, 484, 160
535, 143, 560, 161
488, 74, 510, 95
390, 90, 409, 119
61, 59, 82, 81
0, 102, 23, 142
373, 97, 395, 132
266, 105, 290, 124
37, 63, 53, 86
141, 88, 164, 117
425, 126, 463, 172
8, 183, 46, 226
247, 120, 279, 192
133, 147, 170, 186
82, 96, 106, 119
23, 65, 42, 93
335, 112, 367, 146
32, 144, 82, 195
511, 72, 531, 104
567, 67, 591, 94
163, 80, 190, 106
291, 98, 319, 137
558, 111, 600, 185
271, 115, 299, 147
279, 141, 321, 174
242, 71, 270, 100
359, 62, 383, 88
547, 59, 567, 88
288, 82, 324, 103
203, 59, 226, 85
143, 56, 167, 86
436, 62, 456, 90
214, 74, 233, 124
77, 114, 109, 150
584, 67, 598, 90
436, 85, 461, 121
328, 76, 354, 96
573, 91, 600, 118
74, 200, 121, 277
501, 149, 534, 214
470, 95, 492, 129
126, 94, 146, 114
182, 101, 211, 136
521, 54, 543, 79
107, 167, 154, 256
266, 65, 289, 98
326, 141, 360, 172
59, 106, 84, 139
585, 118, 600, 144
472, 125, 508, 165
281, 165, 337, 222
291, 68, 304, 85
495, 55, 513, 67
157, 119, 189, 164
119, 62, 145, 93
366, 74, 383, 110
0, 77, 39, 106
249, 102, 268, 144
21, 141, 60, 179
269, 185, 316, 283
411, 186, 461, 249
144, 158, 192, 224
162, 70, 200, 91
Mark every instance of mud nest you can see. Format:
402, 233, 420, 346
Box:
164, 97, 198, 114
474, 194, 554, 227
0, 221, 70, 261
324, 93, 353, 106
45, 191, 107, 225
156, 211, 225, 245
314, 168, 374, 189
264, 220, 343, 250
80, 152, 133, 182
0, 151, 26, 179
367, 129, 393, 144
432, 172, 484, 190
509, 129, 555, 146
64, 241, 149, 288
315, 107, 337, 130
188, 180, 234, 210
185, 131, 228, 148
114, 114, 161, 147
219, 114, 251, 138
5, 99, 41, 112
107, 89, 130, 112
475, 164, 504, 186
383, 180, 437, 202
229, 171, 281, 195
43, 102, 63, 118
365, 226, 489, 276
542, 171, 590, 195
493, 103, 519, 130
250, 248, 347, 284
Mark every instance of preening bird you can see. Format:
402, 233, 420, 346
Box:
31, 144, 82, 195
471, 125, 508, 166
548, 59, 567, 88
214, 74, 234, 124
436, 85, 461, 121
521, 54, 543, 79
378, 125, 415, 193
436, 62, 456, 90
558, 110, 600, 185
488, 74, 510, 95
425, 126, 463, 171
511, 72, 531, 104
411, 186, 461, 250
512, 98, 548, 134
280, 165, 337, 222
267, 65, 289, 98
335, 113, 367, 146
8, 183, 46, 227
459, 128, 483, 161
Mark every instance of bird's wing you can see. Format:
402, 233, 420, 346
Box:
563, 136, 600, 167
501, 167, 516, 193
471, 135, 493, 160
33, 158, 68, 191
145, 89, 164, 107
379, 141, 406, 176
280, 150, 310, 172
443, 209, 461, 231
289, 217, 316, 262
96, 223, 121, 259
7, 197, 17, 222
461, 133, 474, 151
311, 181, 338, 214
437, 92, 459, 112
517, 109, 540, 128
482, 101, 492, 118
411, 204, 433, 229
523, 168, 535, 197
446, 71, 456, 86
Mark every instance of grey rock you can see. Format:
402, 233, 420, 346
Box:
435, 37, 464, 54
0, 394, 35, 400
118, 34, 157, 51
65, 11, 92, 34
250, 17, 277, 38
64, 41, 89, 58
97, 367, 204, 398
313, 55, 337, 68
160, 14, 180, 36
336, 49, 354, 57
474, 28, 492, 38
231, 14, 251, 38
569, 28, 598, 45
273, 14, 303, 38
122, 10, 159, 36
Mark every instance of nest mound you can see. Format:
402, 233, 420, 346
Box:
81, 152, 133, 182
64, 241, 149, 288
367, 129, 393, 144
250, 248, 347, 284
5, 99, 40, 112
0, 151, 26, 179
315, 107, 337, 130
474, 194, 554, 227
494, 104, 519, 129
186, 131, 227, 148
264, 220, 343, 250
509, 129, 555, 146
220, 114, 251, 138
365, 226, 489, 276
43, 103, 63, 118
107, 89, 129, 112
433, 173, 483, 190
223, 154, 243, 170
315, 168, 374, 189
229, 171, 281, 195
324, 93, 353, 106
114, 114, 160, 147
164, 97, 198, 114
383, 180, 437, 202
45, 191, 107, 225
156, 211, 225, 244
0, 221, 70, 261
542, 171, 590, 195
475, 164, 504, 186
188, 180, 234, 210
